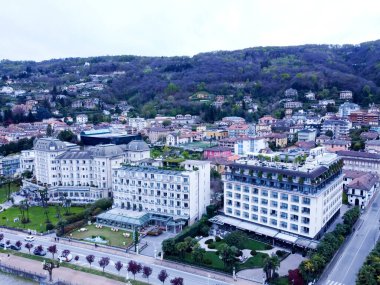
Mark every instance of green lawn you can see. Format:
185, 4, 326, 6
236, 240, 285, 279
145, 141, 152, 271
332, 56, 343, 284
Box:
0, 206, 85, 232
242, 238, 273, 251
0, 182, 19, 203
236, 252, 269, 271
68, 224, 133, 248
209, 238, 272, 251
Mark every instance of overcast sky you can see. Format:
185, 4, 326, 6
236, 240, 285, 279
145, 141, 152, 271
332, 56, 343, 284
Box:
1, 0, 379, 61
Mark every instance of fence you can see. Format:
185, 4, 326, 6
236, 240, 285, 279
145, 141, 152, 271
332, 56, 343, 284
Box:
0, 261, 46, 282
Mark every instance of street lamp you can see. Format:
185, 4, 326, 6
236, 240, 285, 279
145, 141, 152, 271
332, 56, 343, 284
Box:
207, 273, 211, 285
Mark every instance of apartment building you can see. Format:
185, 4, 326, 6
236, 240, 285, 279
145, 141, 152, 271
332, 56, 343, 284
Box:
221, 148, 343, 239
111, 160, 210, 227
234, 137, 267, 156
337, 150, 380, 176
321, 119, 352, 137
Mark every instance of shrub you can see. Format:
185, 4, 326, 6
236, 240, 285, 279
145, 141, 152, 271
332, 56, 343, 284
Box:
46, 223, 54, 231
215, 236, 221, 242
203, 258, 212, 265
276, 250, 286, 257
235, 250, 243, 257
205, 239, 213, 245
251, 250, 257, 256
265, 244, 273, 250
208, 244, 216, 249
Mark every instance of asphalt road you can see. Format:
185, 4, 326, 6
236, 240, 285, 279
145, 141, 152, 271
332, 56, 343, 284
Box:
0, 231, 235, 285
320, 192, 380, 285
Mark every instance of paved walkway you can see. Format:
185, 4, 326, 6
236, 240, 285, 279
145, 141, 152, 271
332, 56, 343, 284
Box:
277, 253, 305, 276
0, 252, 125, 285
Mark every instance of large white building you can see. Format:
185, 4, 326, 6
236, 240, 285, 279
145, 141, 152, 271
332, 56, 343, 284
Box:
218, 148, 343, 239
20, 150, 35, 173
111, 160, 210, 229
234, 137, 267, 156
32, 138, 151, 203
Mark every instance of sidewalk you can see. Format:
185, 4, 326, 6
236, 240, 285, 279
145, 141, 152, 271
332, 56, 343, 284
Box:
0, 252, 124, 285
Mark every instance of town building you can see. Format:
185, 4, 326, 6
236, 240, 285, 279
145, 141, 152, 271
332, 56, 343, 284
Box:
0, 155, 20, 177
346, 172, 379, 208
337, 150, 380, 176
109, 160, 211, 231
76, 114, 89, 124
125, 140, 151, 163
217, 148, 343, 239
365, 140, 380, 154
166, 132, 193, 146
284, 101, 303, 109
222, 117, 246, 125
20, 150, 35, 173
298, 129, 317, 142
80, 129, 141, 145
204, 146, 232, 160
148, 127, 171, 144
340, 90, 353, 100
305, 91, 316, 100
322, 139, 351, 152
227, 124, 250, 138
284, 88, 298, 97
338, 102, 360, 118
321, 119, 352, 137
234, 137, 267, 156
205, 130, 228, 140
349, 111, 379, 126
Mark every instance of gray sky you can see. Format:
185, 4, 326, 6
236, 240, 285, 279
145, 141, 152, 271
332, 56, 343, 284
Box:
1, 0, 379, 61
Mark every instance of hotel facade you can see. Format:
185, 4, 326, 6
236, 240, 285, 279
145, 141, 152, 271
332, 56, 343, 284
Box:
222, 149, 343, 239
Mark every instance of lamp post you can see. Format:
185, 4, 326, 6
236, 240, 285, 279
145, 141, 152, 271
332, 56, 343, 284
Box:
207, 273, 211, 285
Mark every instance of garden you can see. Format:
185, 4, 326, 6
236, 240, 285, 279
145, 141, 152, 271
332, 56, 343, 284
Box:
67, 224, 133, 248
161, 217, 284, 274
0, 205, 84, 232
0, 182, 19, 203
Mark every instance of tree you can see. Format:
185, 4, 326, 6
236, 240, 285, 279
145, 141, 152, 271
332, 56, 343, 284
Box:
325, 130, 334, 138
98, 257, 110, 272
223, 231, 248, 249
15, 240, 22, 248
74, 255, 79, 262
192, 244, 205, 263
57, 130, 76, 143
170, 277, 184, 285
36, 245, 44, 253
46, 124, 53, 136
219, 244, 238, 269
48, 245, 57, 259
127, 260, 142, 280
262, 254, 280, 281
162, 120, 172, 127
175, 241, 187, 258
0, 233, 3, 242
158, 269, 169, 284
39, 187, 50, 223
114, 261, 123, 275
142, 266, 153, 283
25, 242, 33, 253
162, 238, 176, 254
86, 254, 95, 268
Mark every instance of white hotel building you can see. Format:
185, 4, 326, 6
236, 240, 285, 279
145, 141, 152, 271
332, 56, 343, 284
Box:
108, 160, 210, 230
32, 138, 151, 203
214, 148, 343, 240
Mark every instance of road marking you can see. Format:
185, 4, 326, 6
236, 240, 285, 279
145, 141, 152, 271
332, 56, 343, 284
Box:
327, 280, 344, 285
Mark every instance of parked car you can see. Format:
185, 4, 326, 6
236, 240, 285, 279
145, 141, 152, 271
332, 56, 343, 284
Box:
33, 248, 46, 256
24, 236, 35, 242
9, 244, 21, 251
58, 253, 73, 262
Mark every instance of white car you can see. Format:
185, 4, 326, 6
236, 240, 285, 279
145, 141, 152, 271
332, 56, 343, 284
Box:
58, 253, 73, 262
24, 236, 35, 242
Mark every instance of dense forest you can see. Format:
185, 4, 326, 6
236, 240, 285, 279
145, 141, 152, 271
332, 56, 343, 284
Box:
1, 40, 380, 119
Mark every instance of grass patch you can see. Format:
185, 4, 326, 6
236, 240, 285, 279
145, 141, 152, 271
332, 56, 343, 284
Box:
242, 239, 273, 251
0, 206, 84, 232
0, 249, 147, 285
236, 252, 269, 271
67, 224, 133, 248
210, 238, 272, 251
0, 182, 19, 203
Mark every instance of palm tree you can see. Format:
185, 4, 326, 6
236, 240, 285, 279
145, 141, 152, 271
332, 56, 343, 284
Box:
263, 254, 280, 281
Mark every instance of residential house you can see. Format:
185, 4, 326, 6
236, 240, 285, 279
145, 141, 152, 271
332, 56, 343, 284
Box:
338, 102, 360, 118
298, 129, 317, 142
346, 172, 379, 208
76, 114, 89, 124
234, 137, 267, 156
322, 139, 351, 152
321, 119, 352, 137
340, 90, 353, 100
365, 140, 380, 153
204, 146, 232, 160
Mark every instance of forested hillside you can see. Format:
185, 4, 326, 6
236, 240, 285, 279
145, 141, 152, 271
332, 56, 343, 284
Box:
1, 40, 380, 120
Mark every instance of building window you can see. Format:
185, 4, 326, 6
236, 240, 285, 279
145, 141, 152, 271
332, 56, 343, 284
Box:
252, 205, 258, 212
280, 222, 287, 228
253, 188, 259, 194
291, 195, 299, 203
271, 201, 278, 207
261, 217, 268, 223
280, 212, 288, 219
281, 193, 288, 200
262, 190, 268, 196
227, 208, 232, 214
303, 197, 311, 205
271, 219, 277, 226
271, 191, 278, 199
291, 224, 298, 231
261, 199, 268, 205
261, 208, 268, 215
280, 203, 288, 210
291, 205, 299, 212
252, 214, 258, 221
